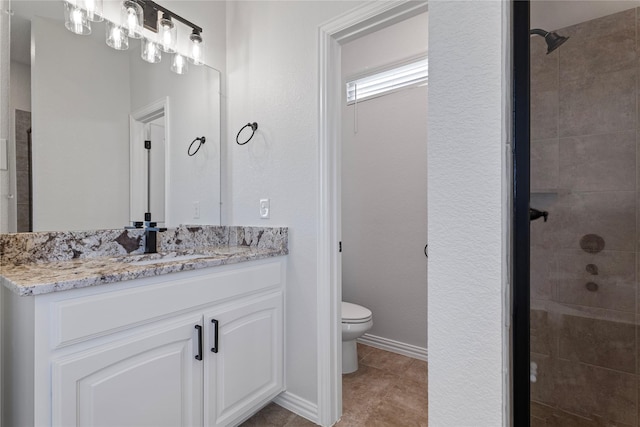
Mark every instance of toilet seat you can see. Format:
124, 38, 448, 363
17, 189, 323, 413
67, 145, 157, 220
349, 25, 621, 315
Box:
342, 301, 372, 324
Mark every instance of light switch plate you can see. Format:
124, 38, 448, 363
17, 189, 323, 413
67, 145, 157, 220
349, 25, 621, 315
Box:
0, 139, 6, 170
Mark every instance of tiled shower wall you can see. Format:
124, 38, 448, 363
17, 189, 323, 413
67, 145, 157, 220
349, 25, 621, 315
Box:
530, 8, 640, 426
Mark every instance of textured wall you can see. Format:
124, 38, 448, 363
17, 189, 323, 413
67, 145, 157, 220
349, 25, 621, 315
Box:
341, 12, 428, 350
226, 0, 366, 406
427, 1, 507, 425
530, 7, 640, 425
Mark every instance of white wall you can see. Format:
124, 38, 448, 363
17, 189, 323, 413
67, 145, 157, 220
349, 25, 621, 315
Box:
341, 12, 428, 349
10, 62, 30, 113
8, 61, 31, 233
32, 16, 131, 231
226, 0, 365, 408
427, 1, 508, 425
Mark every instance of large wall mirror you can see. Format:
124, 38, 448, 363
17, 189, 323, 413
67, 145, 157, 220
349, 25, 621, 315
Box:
7, 0, 221, 233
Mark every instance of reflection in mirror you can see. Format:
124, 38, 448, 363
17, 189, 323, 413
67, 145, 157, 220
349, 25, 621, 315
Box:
7, 1, 220, 233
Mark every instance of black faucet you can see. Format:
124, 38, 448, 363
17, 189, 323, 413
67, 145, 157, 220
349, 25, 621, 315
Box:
143, 221, 167, 254
529, 208, 549, 222
124, 220, 166, 253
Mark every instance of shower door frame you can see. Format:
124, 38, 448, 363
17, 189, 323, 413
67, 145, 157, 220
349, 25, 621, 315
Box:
511, 0, 531, 425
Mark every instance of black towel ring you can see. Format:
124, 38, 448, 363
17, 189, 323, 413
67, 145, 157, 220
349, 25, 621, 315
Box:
188, 136, 206, 156
236, 122, 258, 145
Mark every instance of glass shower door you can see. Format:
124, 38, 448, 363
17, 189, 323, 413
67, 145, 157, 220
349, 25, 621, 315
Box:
529, 5, 639, 425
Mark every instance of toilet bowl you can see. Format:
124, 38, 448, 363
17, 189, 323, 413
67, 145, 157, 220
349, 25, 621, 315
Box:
341, 301, 373, 374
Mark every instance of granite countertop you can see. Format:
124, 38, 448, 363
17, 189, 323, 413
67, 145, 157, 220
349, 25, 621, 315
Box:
0, 245, 286, 297
0, 226, 288, 297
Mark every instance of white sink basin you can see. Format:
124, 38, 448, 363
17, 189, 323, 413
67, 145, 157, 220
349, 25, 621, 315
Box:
128, 253, 210, 266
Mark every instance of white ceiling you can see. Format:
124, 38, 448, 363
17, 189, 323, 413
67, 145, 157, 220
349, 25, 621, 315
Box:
531, 0, 640, 31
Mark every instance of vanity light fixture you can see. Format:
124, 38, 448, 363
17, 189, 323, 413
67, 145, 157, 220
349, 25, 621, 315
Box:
63, 0, 205, 75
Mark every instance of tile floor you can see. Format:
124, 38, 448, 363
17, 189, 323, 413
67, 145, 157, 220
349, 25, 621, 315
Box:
240, 343, 428, 427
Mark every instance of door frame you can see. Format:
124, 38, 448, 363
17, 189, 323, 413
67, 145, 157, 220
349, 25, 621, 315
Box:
511, 0, 531, 425
130, 97, 170, 226
316, 1, 428, 425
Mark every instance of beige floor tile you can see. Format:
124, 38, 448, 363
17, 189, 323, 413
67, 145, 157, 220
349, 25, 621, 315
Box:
382, 377, 428, 416
360, 346, 414, 374
243, 346, 428, 426
284, 415, 317, 427
402, 359, 428, 384
364, 399, 428, 427
335, 412, 369, 427
239, 402, 295, 426
357, 342, 374, 361
342, 364, 396, 416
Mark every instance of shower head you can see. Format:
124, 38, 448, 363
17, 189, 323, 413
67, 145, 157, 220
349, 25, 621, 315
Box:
530, 28, 569, 54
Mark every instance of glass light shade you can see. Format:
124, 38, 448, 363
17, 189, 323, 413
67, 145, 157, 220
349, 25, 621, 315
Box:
121, 0, 143, 39
188, 32, 204, 65
171, 53, 188, 75
141, 38, 161, 63
159, 18, 177, 53
64, 2, 91, 35
106, 21, 128, 50
82, 0, 103, 22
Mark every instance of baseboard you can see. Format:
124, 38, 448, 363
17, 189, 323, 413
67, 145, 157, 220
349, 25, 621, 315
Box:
273, 391, 319, 424
357, 333, 428, 361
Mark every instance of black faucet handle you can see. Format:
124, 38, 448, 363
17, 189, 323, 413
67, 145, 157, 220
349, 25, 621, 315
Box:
124, 221, 144, 229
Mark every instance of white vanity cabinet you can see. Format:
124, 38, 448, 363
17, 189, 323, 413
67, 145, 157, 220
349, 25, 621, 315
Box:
3, 258, 285, 427
53, 313, 205, 427
204, 291, 283, 427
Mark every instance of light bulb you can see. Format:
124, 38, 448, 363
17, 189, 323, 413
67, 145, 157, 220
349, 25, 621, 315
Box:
121, 0, 143, 39
159, 17, 176, 53
64, 2, 91, 35
106, 21, 128, 50
141, 38, 161, 63
189, 32, 204, 65
83, 0, 103, 22
127, 9, 136, 31
171, 53, 188, 75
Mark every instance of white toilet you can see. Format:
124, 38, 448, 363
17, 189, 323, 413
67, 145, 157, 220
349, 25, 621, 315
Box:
341, 301, 373, 374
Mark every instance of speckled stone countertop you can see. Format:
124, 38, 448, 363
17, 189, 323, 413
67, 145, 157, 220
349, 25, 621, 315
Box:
0, 226, 288, 297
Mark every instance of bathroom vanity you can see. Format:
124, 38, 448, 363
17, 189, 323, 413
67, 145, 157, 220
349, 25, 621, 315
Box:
1, 226, 287, 427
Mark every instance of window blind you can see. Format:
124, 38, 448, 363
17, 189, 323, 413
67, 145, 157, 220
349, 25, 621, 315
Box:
346, 56, 428, 104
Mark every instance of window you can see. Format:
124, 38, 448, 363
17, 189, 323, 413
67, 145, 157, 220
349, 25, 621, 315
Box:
345, 56, 428, 105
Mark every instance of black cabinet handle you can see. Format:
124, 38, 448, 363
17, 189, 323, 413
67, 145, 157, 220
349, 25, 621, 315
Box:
211, 319, 219, 353
195, 325, 203, 361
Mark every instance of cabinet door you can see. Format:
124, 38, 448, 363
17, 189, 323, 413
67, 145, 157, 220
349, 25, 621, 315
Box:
205, 291, 284, 427
52, 314, 204, 427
